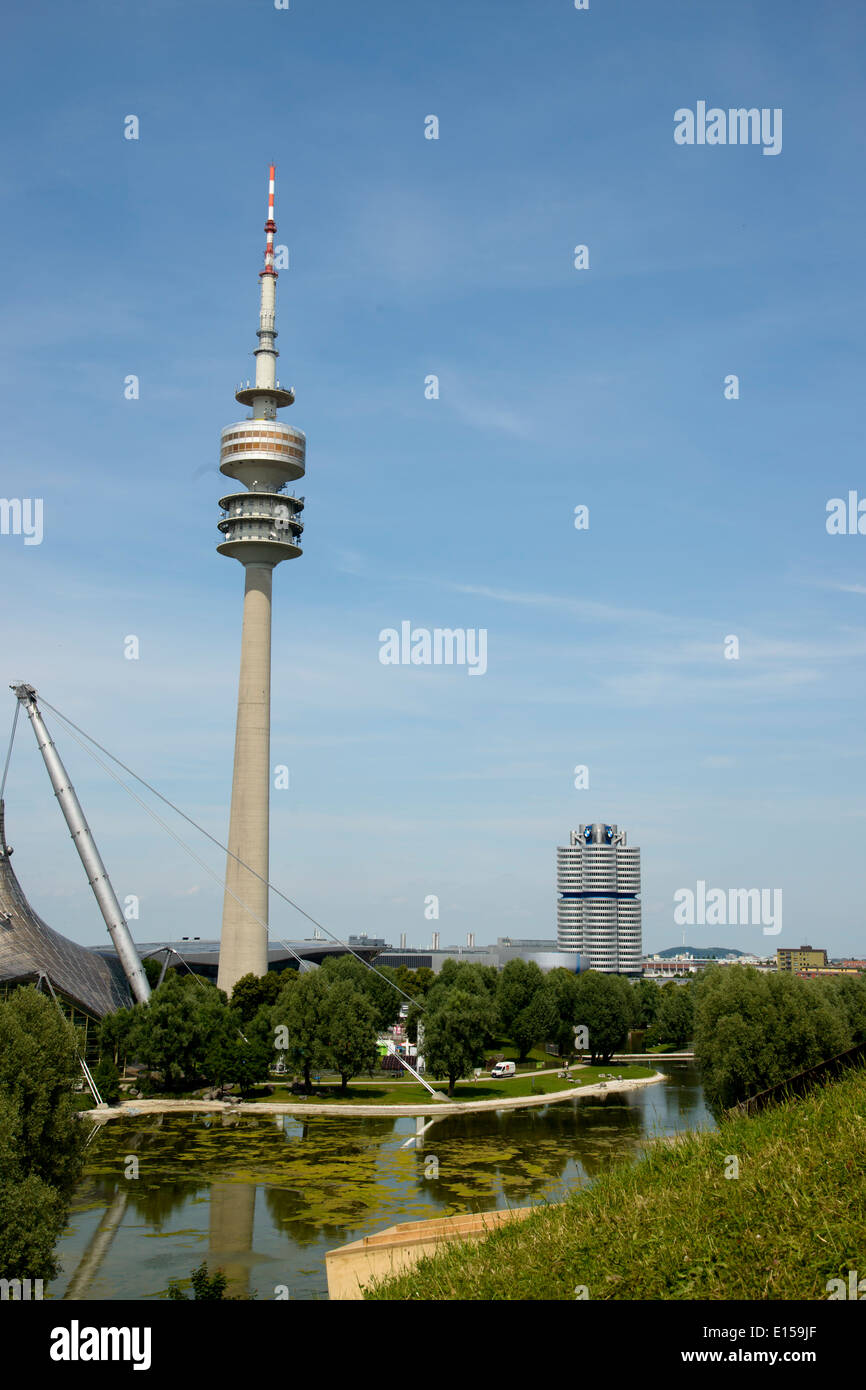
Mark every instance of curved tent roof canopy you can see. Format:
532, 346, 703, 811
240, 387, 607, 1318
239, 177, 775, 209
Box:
0, 801, 132, 1019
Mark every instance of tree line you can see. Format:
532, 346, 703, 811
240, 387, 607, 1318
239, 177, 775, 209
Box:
412, 959, 694, 1091
99, 956, 420, 1096
0, 989, 87, 1284
94, 955, 703, 1100
693, 963, 866, 1113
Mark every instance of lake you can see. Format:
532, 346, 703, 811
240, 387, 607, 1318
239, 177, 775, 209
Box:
53, 1062, 713, 1301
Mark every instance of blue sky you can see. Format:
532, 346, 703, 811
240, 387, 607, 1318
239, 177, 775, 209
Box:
1, 0, 865, 960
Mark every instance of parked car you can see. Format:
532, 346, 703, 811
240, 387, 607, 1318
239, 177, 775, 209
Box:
490, 1060, 516, 1078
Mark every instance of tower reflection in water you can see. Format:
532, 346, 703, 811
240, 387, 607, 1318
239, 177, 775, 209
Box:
58, 1067, 712, 1300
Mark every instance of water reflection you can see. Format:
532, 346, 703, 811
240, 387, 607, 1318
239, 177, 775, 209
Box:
54, 1063, 712, 1302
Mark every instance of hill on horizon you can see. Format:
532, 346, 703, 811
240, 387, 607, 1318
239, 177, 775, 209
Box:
653, 945, 748, 960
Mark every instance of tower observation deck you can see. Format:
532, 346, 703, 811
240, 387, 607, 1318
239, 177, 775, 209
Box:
217, 166, 306, 996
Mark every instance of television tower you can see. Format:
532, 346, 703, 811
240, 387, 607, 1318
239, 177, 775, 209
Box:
216, 165, 306, 996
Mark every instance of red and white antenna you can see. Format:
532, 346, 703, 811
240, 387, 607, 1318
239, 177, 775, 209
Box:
261, 163, 277, 278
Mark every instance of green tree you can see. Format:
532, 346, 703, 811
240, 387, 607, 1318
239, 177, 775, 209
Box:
391, 964, 420, 1000
434, 960, 496, 1001
646, 982, 694, 1049
141, 957, 163, 988
272, 969, 329, 1093
127, 974, 200, 1090
573, 971, 632, 1064
539, 969, 582, 1058
815, 973, 866, 1044
510, 986, 558, 1061
0, 988, 87, 1282
168, 1261, 229, 1300
320, 956, 401, 1031
404, 964, 492, 1046
495, 959, 545, 1057
197, 989, 240, 1089
0, 1093, 67, 1284
694, 964, 851, 1112
421, 989, 495, 1096
405, 1000, 422, 1045
326, 981, 379, 1092
428, 963, 497, 1042
225, 1003, 275, 1094
632, 978, 661, 1029
93, 1054, 121, 1104
229, 971, 283, 1024
179, 971, 221, 992
127, 974, 238, 1091
98, 1004, 137, 1069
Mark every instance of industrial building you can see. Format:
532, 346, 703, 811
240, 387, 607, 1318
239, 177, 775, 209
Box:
372, 936, 585, 975
108, 937, 383, 987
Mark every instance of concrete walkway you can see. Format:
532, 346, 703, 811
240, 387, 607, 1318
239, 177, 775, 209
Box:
610, 1051, 694, 1061
82, 1071, 665, 1122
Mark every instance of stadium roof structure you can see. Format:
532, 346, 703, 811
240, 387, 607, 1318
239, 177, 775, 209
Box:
101, 937, 385, 984
0, 801, 132, 1019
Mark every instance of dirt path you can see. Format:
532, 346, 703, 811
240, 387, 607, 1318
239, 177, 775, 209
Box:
82, 1072, 665, 1122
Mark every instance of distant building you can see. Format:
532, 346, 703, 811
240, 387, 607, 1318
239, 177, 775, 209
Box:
374, 937, 586, 975
643, 955, 704, 978
557, 824, 641, 975
643, 946, 757, 978
727, 953, 777, 971
98, 937, 383, 986
796, 967, 859, 978
776, 945, 828, 972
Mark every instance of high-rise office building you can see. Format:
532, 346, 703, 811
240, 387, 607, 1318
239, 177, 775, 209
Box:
556, 824, 641, 975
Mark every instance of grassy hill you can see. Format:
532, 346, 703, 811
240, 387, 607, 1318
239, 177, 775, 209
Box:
365, 1063, 866, 1300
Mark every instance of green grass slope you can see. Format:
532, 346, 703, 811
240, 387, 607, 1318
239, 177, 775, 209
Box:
365, 1064, 866, 1301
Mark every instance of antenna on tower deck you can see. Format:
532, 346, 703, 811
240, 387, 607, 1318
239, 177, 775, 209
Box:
261, 162, 277, 279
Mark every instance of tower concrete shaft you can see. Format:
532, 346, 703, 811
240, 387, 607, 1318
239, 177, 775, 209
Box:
219, 566, 273, 988
217, 167, 306, 997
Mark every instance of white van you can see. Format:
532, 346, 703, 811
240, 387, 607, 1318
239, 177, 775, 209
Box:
490, 1061, 516, 1078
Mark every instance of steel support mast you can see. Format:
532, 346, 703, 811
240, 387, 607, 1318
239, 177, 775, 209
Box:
11, 683, 151, 1005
